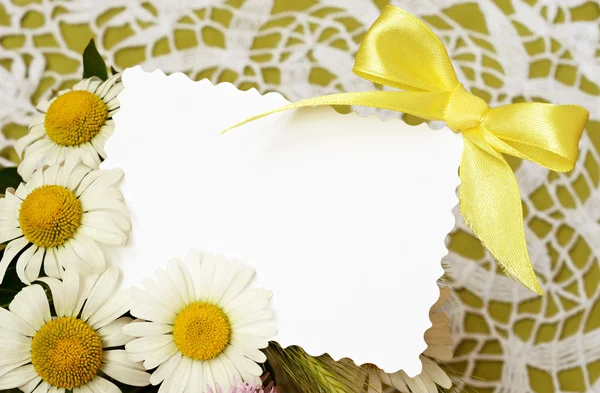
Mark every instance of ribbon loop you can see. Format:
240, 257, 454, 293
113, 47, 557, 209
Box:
224, 5, 590, 295
444, 84, 490, 133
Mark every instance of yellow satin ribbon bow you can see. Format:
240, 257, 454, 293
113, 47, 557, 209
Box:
225, 5, 589, 294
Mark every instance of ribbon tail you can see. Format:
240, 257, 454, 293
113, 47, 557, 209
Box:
460, 130, 544, 295
222, 91, 453, 134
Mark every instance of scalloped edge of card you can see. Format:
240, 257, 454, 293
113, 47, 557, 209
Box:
107, 66, 462, 375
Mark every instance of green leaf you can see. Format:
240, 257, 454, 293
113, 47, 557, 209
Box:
82, 39, 108, 81
111, 65, 120, 75
266, 343, 367, 393
0, 250, 26, 309
0, 167, 23, 195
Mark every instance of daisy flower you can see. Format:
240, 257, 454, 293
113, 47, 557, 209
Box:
0, 159, 130, 284
15, 74, 122, 180
124, 250, 277, 393
0, 268, 150, 392
367, 287, 454, 393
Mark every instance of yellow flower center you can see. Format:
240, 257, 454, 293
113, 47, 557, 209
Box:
44, 90, 108, 146
19, 185, 82, 248
31, 317, 103, 389
173, 302, 231, 361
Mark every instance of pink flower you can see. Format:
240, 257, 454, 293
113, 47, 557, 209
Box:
206, 378, 279, 393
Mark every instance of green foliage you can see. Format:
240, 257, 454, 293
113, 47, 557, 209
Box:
82, 39, 108, 81
0, 261, 27, 309
266, 343, 367, 393
0, 167, 23, 195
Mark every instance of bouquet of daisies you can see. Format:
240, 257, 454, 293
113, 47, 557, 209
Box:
0, 40, 454, 393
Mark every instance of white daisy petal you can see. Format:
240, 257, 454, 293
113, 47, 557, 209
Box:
203, 362, 215, 393
106, 98, 120, 111
0, 196, 21, 212
86, 376, 120, 393
80, 194, 129, 219
167, 258, 194, 304
142, 341, 178, 370
0, 357, 32, 379
231, 310, 273, 329
84, 210, 131, 234
65, 164, 94, 191
5, 189, 22, 203
68, 235, 106, 272
62, 269, 80, 317
229, 339, 268, 362
0, 306, 36, 337
78, 169, 124, 199
102, 81, 124, 103
80, 144, 102, 169
44, 145, 65, 167
184, 361, 204, 393
17, 244, 38, 285
87, 290, 134, 330
32, 381, 51, 393
0, 348, 31, 368
101, 350, 150, 386
97, 74, 121, 98
102, 350, 145, 370
0, 364, 37, 390
19, 376, 42, 393
72, 78, 90, 91
35, 99, 50, 112
42, 247, 63, 279
9, 284, 50, 331
87, 78, 103, 94
126, 335, 174, 355
235, 323, 277, 339
0, 228, 23, 246
224, 345, 263, 376
14, 129, 45, 159
235, 332, 269, 348
155, 269, 186, 311
150, 353, 182, 385
98, 317, 134, 348
207, 256, 235, 304
89, 137, 106, 159
0, 209, 18, 220
0, 237, 29, 284
130, 288, 177, 324
223, 288, 271, 320
208, 358, 230, 391
18, 141, 53, 181
78, 222, 126, 246
143, 275, 185, 314
162, 356, 191, 393
81, 268, 119, 321
122, 321, 173, 337
197, 253, 217, 300
217, 353, 242, 386
218, 262, 255, 305
55, 242, 92, 275
24, 246, 44, 284
0, 217, 20, 229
